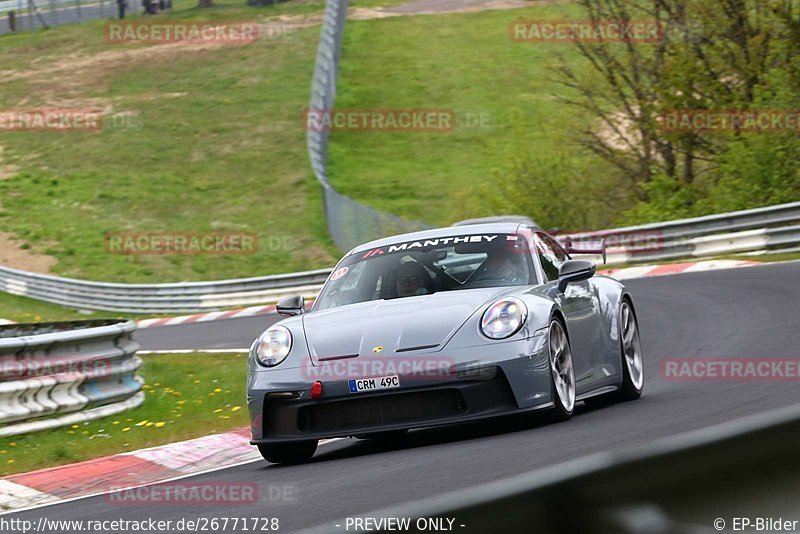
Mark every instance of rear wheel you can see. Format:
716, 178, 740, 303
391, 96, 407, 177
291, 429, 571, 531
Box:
617, 299, 644, 401
585, 298, 643, 408
257, 440, 318, 464
548, 318, 575, 421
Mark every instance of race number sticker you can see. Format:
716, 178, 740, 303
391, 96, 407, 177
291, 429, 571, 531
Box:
331, 266, 349, 280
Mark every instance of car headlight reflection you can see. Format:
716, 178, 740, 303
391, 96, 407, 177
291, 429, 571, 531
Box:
480, 297, 528, 339
254, 325, 292, 367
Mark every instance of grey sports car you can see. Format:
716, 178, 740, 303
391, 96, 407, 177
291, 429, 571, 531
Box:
246, 220, 644, 464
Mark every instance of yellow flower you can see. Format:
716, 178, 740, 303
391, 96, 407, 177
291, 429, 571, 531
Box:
71, 424, 79, 429
7, 459, 14, 464
122, 427, 131, 432
194, 379, 201, 384
214, 408, 222, 413
176, 400, 186, 405
231, 406, 241, 412
154, 422, 165, 428
112, 421, 120, 425
0, 450, 6, 454
9, 442, 16, 447
135, 420, 148, 427
213, 388, 222, 393
145, 422, 154, 427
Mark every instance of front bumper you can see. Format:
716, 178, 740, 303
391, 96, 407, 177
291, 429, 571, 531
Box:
247, 337, 552, 444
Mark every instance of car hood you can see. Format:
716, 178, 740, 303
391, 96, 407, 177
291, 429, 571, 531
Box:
303, 288, 509, 363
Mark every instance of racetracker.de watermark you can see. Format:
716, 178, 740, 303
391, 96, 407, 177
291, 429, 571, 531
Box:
0, 358, 111, 380
104, 20, 272, 44
509, 19, 664, 43
102, 482, 297, 505
301, 357, 497, 382
105, 232, 259, 255
303, 109, 494, 133
662, 358, 800, 381
660, 109, 800, 133
555, 229, 668, 255
0, 109, 102, 131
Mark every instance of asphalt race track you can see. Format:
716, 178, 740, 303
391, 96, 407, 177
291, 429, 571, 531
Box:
12, 261, 800, 532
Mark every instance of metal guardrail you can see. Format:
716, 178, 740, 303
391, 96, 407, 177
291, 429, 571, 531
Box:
0, 319, 143, 437
0, 267, 332, 313
306, 0, 429, 253
311, 402, 800, 533
0, 0, 146, 35
562, 201, 800, 266
1, 203, 800, 313
570, 200, 800, 243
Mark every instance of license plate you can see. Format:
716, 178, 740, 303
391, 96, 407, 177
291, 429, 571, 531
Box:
348, 375, 400, 393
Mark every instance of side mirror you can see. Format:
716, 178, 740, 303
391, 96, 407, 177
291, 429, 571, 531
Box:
276, 295, 305, 317
557, 260, 596, 292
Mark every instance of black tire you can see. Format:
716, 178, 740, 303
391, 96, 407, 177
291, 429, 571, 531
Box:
355, 429, 409, 441
257, 440, 318, 464
548, 318, 575, 422
584, 298, 643, 408
616, 299, 644, 401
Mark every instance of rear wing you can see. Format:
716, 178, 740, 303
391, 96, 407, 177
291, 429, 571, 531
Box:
562, 235, 607, 265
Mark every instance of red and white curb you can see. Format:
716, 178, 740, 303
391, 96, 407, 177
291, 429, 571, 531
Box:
135, 260, 761, 329
599, 259, 760, 280
0, 429, 340, 513
3, 261, 766, 331
135, 304, 281, 329
0, 428, 257, 511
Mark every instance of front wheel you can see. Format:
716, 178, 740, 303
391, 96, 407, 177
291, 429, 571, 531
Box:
257, 440, 318, 464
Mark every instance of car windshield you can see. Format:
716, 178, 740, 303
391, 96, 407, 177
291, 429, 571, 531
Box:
314, 233, 536, 311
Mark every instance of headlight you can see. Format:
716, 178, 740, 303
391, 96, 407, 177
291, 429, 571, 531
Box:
253, 326, 292, 367
480, 297, 527, 339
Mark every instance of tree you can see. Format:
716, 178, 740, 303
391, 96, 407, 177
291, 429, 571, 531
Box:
556, 0, 798, 202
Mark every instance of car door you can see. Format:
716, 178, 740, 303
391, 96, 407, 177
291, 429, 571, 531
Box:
534, 233, 599, 390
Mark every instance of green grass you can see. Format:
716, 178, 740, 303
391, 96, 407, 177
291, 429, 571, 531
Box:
0, 292, 135, 323
0, 352, 248, 476
327, 3, 610, 226
0, 0, 341, 283
0, 0, 625, 287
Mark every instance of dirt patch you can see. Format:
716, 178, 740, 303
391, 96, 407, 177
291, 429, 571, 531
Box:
2, 12, 328, 89
0, 146, 19, 181
0, 232, 57, 273
594, 110, 643, 154
352, 0, 556, 18
3, 0, 542, 98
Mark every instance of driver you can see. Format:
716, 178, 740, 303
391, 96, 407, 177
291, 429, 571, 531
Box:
473, 251, 526, 284
395, 261, 433, 297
